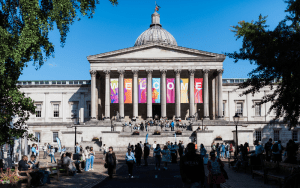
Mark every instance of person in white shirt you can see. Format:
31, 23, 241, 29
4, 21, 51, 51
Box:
43, 143, 48, 159
153, 141, 157, 157
63, 152, 76, 175
84, 146, 90, 171
125, 148, 136, 178
49, 146, 56, 163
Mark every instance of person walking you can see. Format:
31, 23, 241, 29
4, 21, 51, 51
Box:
161, 145, 171, 170
84, 146, 91, 171
154, 144, 162, 170
221, 143, 225, 159
200, 144, 207, 159
90, 147, 95, 170
103, 144, 107, 160
49, 146, 56, 163
125, 148, 136, 178
271, 141, 282, 164
178, 142, 183, 158
31, 144, 36, 156
105, 146, 117, 179
135, 144, 142, 167
143, 143, 150, 166
43, 143, 48, 159
171, 121, 175, 131
75, 142, 80, 154
153, 141, 157, 157
207, 151, 226, 188
225, 143, 229, 158
229, 143, 233, 157
180, 143, 205, 188
216, 143, 220, 159
170, 143, 177, 163
265, 138, 273, 162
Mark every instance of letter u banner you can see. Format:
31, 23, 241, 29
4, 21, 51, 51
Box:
194, 78, 203, 103
166, 78, 175, 103
138, 78, 147, 103
180, 78, 189, 103
110, 79, 119, 103
152, 78, 160, 103
124, 79, 132, 103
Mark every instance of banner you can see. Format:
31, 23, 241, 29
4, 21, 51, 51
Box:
124, 79, 132, 103
139, 78, 147, 103
167, 78, 175, 103
194, 78, 203, 103
145, 133, 148, 143
110, 79, 119, 103
181, 78, 189, 103
56, 137, 61, 153
152, 78, 160, 103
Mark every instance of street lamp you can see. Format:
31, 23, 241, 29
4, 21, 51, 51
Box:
233, 113, 240, 157
73, 114, 79, 148
201, 118, 204, 131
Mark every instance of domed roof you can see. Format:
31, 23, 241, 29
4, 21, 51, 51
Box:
134, 12, 177, 46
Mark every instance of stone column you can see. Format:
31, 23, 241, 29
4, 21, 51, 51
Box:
104, 70, 110, 119
90, 70, 97, 120
217, 69, 224, 119
146, 69, 153, 119
189, 69, 195, 117
175, 69, 181, 119
80, 92, 84, 123
203, 69, 210, 120
44, 92, 49, 122
212, 77, 216, 120
132, 70, 139, 119
160, 69, 167, 118
118, 70, 125, 119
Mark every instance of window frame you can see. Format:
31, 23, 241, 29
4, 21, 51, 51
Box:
53, 132, 58, 143
34, 102, 42, 118
254, 102, 261, 116
292, 130, 298, 141
274, 130, 280, 142
236, 102, 243, 116
51, 101, 61, 118
255, 130, 262, 141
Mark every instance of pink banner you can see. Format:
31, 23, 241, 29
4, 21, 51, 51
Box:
138, 78, 147, 103
195, 78, 203, 103
166, 78, 175, 103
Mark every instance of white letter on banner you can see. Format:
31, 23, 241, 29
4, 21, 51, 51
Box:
195, 83, 202, 89
140, 82, 146, 89
181, 83, 188, 90
167, 82, 174, 89
153, 82, 159, 89
125, 83, 132, 90
112, 83, 118, 89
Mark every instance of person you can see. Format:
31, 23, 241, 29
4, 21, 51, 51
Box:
243, 142, 249, 159
43, 143, 48, 159
90, 147, 95, 170
28, 155, 39, 169
211, 142, 216, 153
61, 145, 66, 153
221, 143, 225, 159
145, 122, 148, 131
170, 143, 177, 163
229, 143, 233, 156
178, 142, 184, 158
161, 145, 171, 170
250, 140, 264, 167
153, 141, 157, 156
61, 153, 66, 161
105, 146, 117, 179
265, 138, 273, 162
135, 144, 142, 167
171, 121, 175, 131
31, 144, 37, 156
63, 152, 76, 175
284, 139, 298, 164
154, 144, 162, 170
49, 146, 56, 163
84, 146, 91, 171
200, 144, 207, 159
180, 143, 205, 188
103, 144, 107, 159
47, 143, 51, 154
129, 122, 132, 127
125, 148, 136, 178
207, 151, 226, 188
18, 155, 30, 174
216, 143, 220, 158
75, 142, 80, 154
271, 141, 282, 163
225, 143, 229, 158
143, 143, 150, 166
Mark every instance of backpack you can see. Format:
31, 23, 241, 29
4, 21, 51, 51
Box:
225, 145, 229, 151
272, 143, 279, 152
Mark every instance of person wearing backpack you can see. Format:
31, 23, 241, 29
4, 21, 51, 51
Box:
143, 143, 150, 166
264, 138, 273, 161
271, 141, 282, 163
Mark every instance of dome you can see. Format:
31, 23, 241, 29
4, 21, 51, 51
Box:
134, 12, 177, 46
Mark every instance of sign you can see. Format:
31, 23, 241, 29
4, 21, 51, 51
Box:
124, 79, 132, 103
152, 78, 160, 103
166, 78, 175, 103
181, 78, 189, 103
194, 78, 203, 103
110, 79, 118, 103
138, 78, 147, 103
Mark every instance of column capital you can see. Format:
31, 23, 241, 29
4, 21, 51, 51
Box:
103, 70, 111, 75
146, 69, 153, 75
89, 70, 97, 77
117, 69, 125, 76
217, 69, 224, 74
160, 69, 167, 75
202, 69, 210, 74
188, 69, 196, 76
174, 69, 181, 75
132, 69, 139, 76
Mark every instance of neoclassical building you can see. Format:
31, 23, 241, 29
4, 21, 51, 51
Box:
17, 11, 299, 152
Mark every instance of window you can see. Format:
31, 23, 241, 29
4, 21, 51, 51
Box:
71, 103, 78, 118
274, 130, 280, 141
292, 130, 298, 141
255, 102, 261, 116
35, 104, 42, 117
236, 102, 243, 116
255, 131, 262, 141
88, 103, 91, 117
35, 132, 41, 143
53, 104, 59, 117
53, 132, 58, 142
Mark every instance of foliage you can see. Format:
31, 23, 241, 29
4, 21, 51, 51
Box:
92, 137, 99, 140
175, 130, 182, 134
225, 0, 300, 127
133, 131, 139, 135
0, 168, 19, 185
0, 0, 118, 146
154, 130, 160, 135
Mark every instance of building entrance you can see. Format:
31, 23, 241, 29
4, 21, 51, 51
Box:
152, 105, 161, 119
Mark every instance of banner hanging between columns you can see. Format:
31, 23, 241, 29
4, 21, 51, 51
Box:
167, 78, 175, 103
110, 78, 118, 103
124, 79, 132, 103
152, 78, 160, 103
181, 78, 189, 103
139, 78, 147, 103
194, 78, 203, 103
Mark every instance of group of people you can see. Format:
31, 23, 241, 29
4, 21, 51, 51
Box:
211, 142, 233, 159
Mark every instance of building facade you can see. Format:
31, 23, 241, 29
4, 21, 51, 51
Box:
18, 12, 299, 152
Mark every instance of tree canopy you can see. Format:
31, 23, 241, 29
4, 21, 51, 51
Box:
226, 0, 300, 127
0, 0, 118, 146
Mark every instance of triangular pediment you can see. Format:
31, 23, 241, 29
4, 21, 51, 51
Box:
87, 42, 225, 61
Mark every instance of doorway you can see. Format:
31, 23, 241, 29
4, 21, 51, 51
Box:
152, 105, 161, 119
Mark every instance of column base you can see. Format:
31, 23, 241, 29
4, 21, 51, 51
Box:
203, 116, 210, 120
104, 117, 110, 120
217, 116, 224, 120
90, 117, 97, 121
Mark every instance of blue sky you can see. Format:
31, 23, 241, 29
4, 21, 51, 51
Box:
19, 0, 287, 81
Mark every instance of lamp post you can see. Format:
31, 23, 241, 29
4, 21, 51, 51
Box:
233, 113, 240, 157
73, 115, 79, 148
155, 115, 158, 129
201, 118, 204, 131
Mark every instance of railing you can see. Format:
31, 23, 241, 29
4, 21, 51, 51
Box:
17, 80, 91, 85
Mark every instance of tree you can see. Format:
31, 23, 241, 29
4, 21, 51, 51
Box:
0, 0, 118, 146
226, 0, 300, 128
